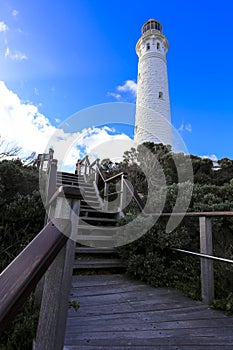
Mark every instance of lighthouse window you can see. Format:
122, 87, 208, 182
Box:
159, 91, 163, 99
157, 42, 160, 50
146, 43, 150, 50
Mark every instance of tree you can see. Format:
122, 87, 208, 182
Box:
0, 136, 21, 159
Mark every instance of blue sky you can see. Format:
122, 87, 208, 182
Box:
0, 0, 233, 165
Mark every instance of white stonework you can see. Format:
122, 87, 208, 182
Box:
134, 19, 172, 146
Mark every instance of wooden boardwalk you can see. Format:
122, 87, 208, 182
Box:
64, 274, 233, 349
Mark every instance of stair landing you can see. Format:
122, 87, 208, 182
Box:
64, 274, 233, 349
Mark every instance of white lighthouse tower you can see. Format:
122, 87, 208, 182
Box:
134, 19, 172, 146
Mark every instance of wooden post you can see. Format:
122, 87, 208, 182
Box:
104, 182, 109, 211
39, 153, 45, 171
94, 159, 100, 185
84, 159, 88, 176
46, 159, 58, 205
0, 219, 70, 335
35, 159, 58, 305
119, 174, 126, 213
199, 216, 214, 304
35, 193, 82, 350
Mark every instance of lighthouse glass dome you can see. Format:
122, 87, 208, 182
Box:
142, 19, 162, 34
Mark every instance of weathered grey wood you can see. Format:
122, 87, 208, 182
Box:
0, 219, 70, 335
64, 274, 233, 348
199, 216, 214, 304
35, 245, 70, 350
103, 182, 109, 210
46, 159, 58, 204
119, 173, 126, 213
35, 197, 81, 350
73, 259, 124, 269
75, 247, 117, 254
92, 180, 104, 209
63, 346, 233, 350
94, 158, 100, 184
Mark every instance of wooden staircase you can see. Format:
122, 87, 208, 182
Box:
2, 152, 233, 350
56, 171, 125, 273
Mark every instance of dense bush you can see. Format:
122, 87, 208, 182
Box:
116, 143, 233, 312
0, 159, 45, 349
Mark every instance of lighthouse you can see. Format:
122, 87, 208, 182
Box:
134, 19, 172, 146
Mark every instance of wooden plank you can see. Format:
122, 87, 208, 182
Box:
71, 281, 186, 295
75, 248, 117, 254
79, 217, 117, 223
64, 274, 233, 348
66, 317, 233, 330
65, 336, 233, 347
68, 302, 208, 318
66, 326, 233, 339
73, 259, 124, 269
76, 236, 114, 241
35, 198, 80, 350
78, 225, 118, 231
71, 288, 187, 302
64, 346, 233, 350
0, 218, 70, 335
199, 216, 214, 304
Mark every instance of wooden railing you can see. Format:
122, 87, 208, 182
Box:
159, 212, 233, 304
0, 218, 70, 334
0, 150, 85, 350
78, 156, 132, 213
36, 148, 54, 173
1, 152, 233, 349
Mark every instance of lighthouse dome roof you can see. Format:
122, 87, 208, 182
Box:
142, 19, 162, 34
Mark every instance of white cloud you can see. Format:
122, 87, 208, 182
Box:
0, 81, 56, 156
12, 10, 19, 17
54, 126, 133, 172
0, 81, 133, 171
117, 80, 137, 96
5, 47, 28, 60
178, 122, 192, 133
107, 92, 121, 100
202, 154, 218, 161
34, 88, 39, 95
107, 79, 137, 101
0, 21, 8, 32
201, 154, 220, 170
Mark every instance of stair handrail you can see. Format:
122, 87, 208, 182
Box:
123, 177, 145, 212
77, 155, 144, 213
0, 218, 71, 336
0, 167, 84, 349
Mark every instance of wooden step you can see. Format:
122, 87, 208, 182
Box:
56, 180, 91, 187
83, 189, 96, 194
83, 195, 98, 200
79, 216, 117, 223
81, 198, 99, 204
79, 208, 117, 219
77, 234, 114, 240
75, 247, 117, 254
78, 225, 118, 232
80, 205, 102, 211
57, 171, 84, 178
73, 259, 124, 269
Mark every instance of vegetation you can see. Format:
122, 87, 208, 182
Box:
0, 159, 45, 349
1, 142, 233, 348
100, 142, 233, 313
